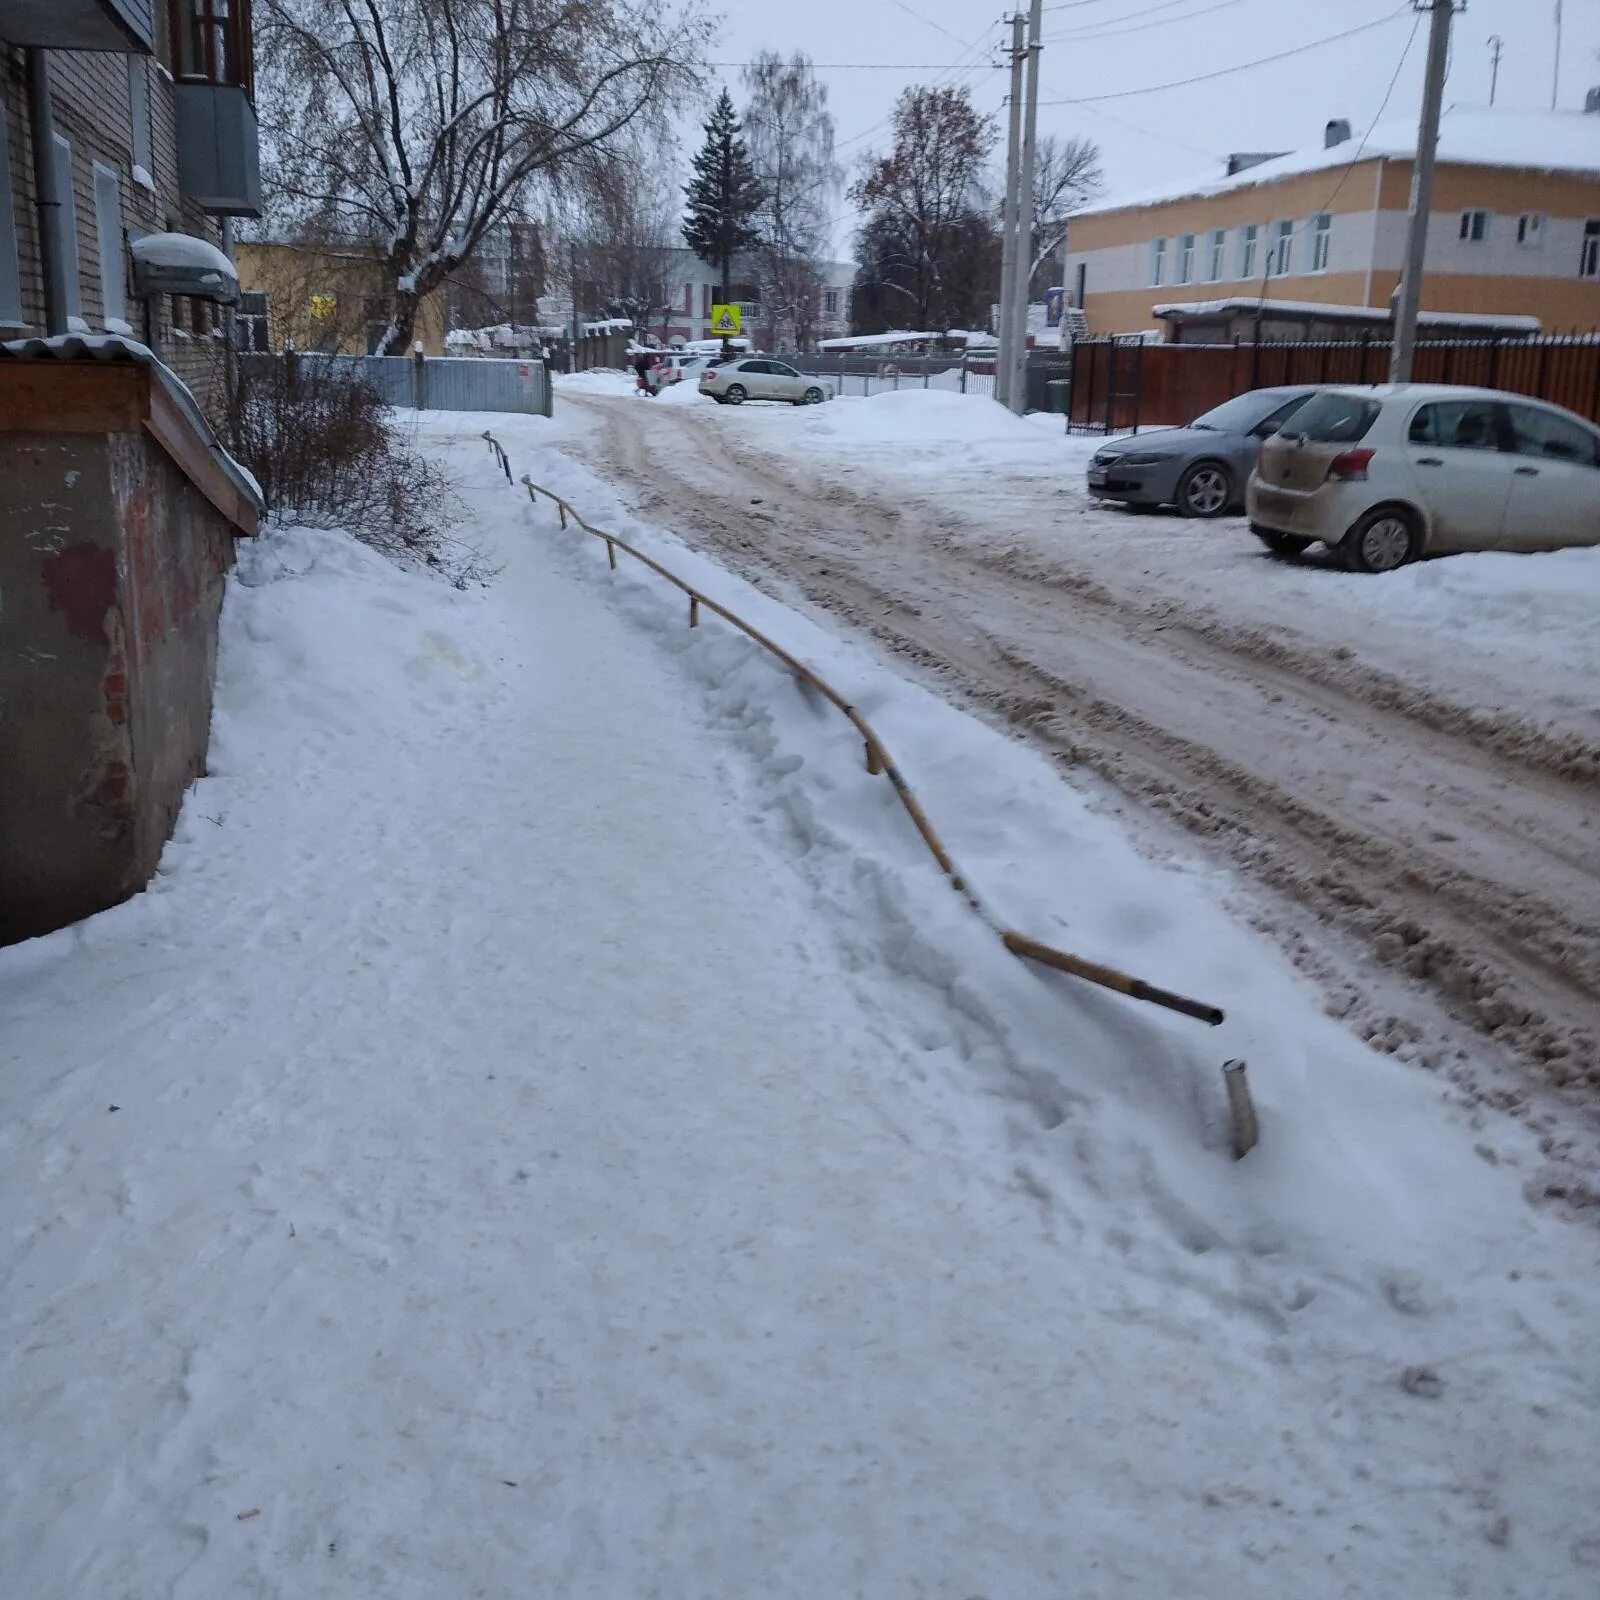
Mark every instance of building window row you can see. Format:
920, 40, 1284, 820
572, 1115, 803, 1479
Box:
1461, 208, 1600, 276
1147, 213, 1332, 288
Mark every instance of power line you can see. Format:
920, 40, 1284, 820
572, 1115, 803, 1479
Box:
1045, 0, 1257, 44
1047, 0, 1224, 37
709, 61, 995, 70
880, 0, 971, 48
832, 18, 1003, 153
1243, 8, 1424, 308
1039, 7, 1410, 104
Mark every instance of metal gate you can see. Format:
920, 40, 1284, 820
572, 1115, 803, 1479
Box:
241, 353, 553, 416
420, 357, 552, 415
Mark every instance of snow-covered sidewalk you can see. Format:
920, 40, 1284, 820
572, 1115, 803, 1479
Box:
3, 419, 1598, 1598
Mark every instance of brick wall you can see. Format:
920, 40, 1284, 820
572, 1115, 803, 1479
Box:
1, 36, 231, 414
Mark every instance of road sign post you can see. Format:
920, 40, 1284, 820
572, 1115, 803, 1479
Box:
709, 303, 742, 352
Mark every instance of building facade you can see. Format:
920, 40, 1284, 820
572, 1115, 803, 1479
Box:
650, 248, 856, 351
0, 0, 263, 942
1, 0, 262, 407
1061, 107, 1600, 339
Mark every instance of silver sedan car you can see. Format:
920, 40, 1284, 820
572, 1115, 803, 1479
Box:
700, 358, 832, 406
1087, 385, 1321, 517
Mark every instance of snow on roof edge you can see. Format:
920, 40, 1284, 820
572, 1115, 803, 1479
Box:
1075, 106, 1600, 220
1151, 297, 1542, 331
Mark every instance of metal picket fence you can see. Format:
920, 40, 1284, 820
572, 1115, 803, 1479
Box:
240, 352, 553, 416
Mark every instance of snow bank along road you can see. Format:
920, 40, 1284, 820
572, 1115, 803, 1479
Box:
563, 383, 1600, 1115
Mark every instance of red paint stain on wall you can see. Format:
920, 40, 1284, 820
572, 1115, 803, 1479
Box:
41, 544, 118, 644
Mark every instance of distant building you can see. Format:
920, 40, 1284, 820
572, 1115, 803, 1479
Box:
234, 238, 451, 355
1061, 106, 1600, 339
649, 248, 856, 350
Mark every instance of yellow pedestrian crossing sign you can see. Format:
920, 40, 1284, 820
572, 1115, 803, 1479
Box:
709, 303, 742, 335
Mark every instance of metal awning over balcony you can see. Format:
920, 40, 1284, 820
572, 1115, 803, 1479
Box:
0, 0, 152, 51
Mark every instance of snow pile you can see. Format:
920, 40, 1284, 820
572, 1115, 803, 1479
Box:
552, 368, 634, 394
655, 374, 708, 405
804, 387, 1040, 447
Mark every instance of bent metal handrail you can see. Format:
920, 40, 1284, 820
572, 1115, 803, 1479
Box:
503, 446, 1226, 1031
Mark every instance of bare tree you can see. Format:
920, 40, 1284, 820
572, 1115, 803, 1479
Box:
741, 52, 841, 350
1028, 133, 1103, 295
257, 0, 707, 353
849, 86, 998, 333
543, 147, 680, 339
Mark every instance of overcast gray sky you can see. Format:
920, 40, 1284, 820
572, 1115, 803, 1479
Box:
696, 0, 1600, 257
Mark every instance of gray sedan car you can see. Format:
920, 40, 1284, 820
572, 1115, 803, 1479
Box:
1087, 386, 1322, 517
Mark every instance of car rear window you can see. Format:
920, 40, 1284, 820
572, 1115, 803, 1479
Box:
1284, 391, 1381, 443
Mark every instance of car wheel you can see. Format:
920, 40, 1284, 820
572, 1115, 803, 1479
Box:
1339, 506, 1420, 573
1176, 460, 1232, 518
803, 387, 825, 405
1251, 524, 1313, 557
723, 384, 747, 406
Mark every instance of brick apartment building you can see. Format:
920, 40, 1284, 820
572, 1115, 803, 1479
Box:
1, 0, 260, 405
1, 0, 264, 943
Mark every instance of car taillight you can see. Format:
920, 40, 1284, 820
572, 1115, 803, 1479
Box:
1326, 448, 1374, 482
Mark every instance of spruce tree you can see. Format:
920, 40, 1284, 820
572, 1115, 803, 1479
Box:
682, 89, 766, 304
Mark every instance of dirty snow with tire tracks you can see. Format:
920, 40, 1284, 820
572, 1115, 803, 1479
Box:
3, 401, 1598, 1599
563, 375, 1600, 1133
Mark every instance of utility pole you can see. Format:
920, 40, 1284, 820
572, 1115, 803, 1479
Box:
1006, 0, 1044, 416
1551, 0, 1563, 110
995, 13, 1026, 408
1487, 34, 1502, 105
569, 241, 581, 374
1390, 0, 1455, 384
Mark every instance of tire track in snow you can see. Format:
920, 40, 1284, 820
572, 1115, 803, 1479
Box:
563, 393, 1600, 1122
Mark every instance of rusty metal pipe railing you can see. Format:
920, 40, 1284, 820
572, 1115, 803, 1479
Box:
510, 461, 1226, 1031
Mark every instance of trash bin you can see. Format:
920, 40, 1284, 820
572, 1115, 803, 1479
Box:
1046, 378, 1070, 415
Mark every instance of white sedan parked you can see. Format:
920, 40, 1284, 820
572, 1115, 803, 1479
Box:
700, 358, 831, 407
1247, 384, 1600, 571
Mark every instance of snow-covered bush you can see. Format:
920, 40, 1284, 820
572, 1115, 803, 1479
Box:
227, 355, 492, 587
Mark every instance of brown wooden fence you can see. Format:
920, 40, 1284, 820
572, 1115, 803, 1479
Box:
1066, 334, 1600, 433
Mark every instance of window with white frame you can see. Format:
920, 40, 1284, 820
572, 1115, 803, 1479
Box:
92, 164, 127, 329
1176, 233, 1196, 284
1239, 223, 1259, 279
50, 133, 82, 323
1150, 236, 1167, 286
127, 59, 154, 186
1309, 212, 1331, 272
1459, 209, 1490, 243
1269, 218, 1293, 276
0, 94, 22, 325
1516, 213, 1545, 248
236, 289, 269, 352
1207, 228, 1226, 281
823, 288, 839, 315
1582, 220, 1600, 279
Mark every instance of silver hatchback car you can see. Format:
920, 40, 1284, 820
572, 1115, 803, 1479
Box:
1087, 385, 1321, 517
1248, 384, 1600, 571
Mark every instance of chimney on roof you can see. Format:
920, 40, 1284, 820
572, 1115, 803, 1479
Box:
1225, 151, 1288, 175
1325, 118, 1352, 148
1586, 86, 1600, 113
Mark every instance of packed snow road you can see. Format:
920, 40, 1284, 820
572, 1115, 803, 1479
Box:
565, 384, 1600, 1111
